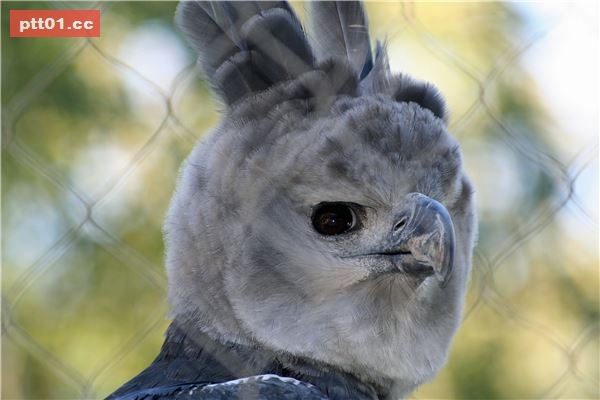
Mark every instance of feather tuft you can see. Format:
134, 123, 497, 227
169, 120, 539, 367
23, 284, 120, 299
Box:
308, 1, 373, 80
176, 1, 313, 105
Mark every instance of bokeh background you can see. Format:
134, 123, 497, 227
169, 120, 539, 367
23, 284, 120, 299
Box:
2, 1, 598, 399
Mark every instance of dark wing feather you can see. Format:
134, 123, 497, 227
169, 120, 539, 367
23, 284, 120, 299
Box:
110, 376, 328, 400
308, 1, 373, 79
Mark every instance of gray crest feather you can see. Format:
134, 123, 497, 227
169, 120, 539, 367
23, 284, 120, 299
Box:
391, 75, 447, 121
176, 1, 313, 105
308, 1, 373, 79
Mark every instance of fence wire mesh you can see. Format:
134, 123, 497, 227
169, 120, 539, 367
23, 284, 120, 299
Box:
1, 1, 598, 399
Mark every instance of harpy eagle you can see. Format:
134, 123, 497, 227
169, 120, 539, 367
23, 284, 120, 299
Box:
108, 1, 476, 399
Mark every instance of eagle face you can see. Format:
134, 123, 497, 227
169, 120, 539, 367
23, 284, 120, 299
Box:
166, 76, 476, 388
166, 0, 477, 394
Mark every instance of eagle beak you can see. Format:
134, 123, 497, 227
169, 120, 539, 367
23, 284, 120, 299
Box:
385, 193, 456, 287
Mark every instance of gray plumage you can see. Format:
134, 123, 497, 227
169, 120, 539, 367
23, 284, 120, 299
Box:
308, 2, 373, 79
175, 1, 313, 104
109, 1, 476, 399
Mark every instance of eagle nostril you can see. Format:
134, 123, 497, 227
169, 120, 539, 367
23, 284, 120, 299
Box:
393, 217, 407, 233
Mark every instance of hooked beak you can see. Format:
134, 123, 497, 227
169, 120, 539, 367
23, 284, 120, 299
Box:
363, 193, 455, 287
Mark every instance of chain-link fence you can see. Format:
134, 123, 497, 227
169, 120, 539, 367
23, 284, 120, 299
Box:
2, 1, 598, 399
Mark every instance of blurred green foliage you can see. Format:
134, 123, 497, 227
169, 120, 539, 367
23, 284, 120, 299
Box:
2, 1, 598, 399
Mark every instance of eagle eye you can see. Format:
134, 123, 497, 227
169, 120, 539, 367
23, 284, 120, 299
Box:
312, 203, 357, 236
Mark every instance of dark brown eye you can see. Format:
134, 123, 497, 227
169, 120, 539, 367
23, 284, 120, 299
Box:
312, 203, 356, 236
